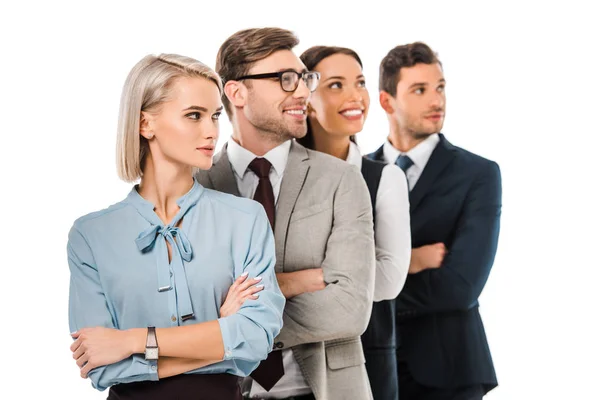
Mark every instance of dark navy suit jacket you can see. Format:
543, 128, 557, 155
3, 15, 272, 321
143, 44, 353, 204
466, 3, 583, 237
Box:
368, 134, 501, 393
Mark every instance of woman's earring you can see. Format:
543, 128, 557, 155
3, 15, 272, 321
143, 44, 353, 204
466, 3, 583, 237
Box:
147, 133, 154, 139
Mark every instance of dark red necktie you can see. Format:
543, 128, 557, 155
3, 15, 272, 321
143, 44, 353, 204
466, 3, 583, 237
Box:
247, 157, 284, 391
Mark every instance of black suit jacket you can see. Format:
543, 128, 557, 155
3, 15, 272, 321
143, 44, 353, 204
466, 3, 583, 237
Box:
368, 134, 501, 393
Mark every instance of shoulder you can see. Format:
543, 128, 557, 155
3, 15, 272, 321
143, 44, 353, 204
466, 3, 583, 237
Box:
68, 198, 131, 252
195, 169, 211, 186
448, 140, 500, 178
304, 147, 365, 189
305, 147, 356, 174
70, 200, 130, 235
377, 163, 408, 199
446, 144, 501, 190
201, 188, 263, 217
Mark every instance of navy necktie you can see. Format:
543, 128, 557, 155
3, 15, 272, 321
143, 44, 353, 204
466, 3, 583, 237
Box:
395, 154, 414, 173
395, 155, 413, 189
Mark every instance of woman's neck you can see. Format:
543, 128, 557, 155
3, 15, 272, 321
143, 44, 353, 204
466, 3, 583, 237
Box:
310, 120, 351, 161
137, 155, 194, 225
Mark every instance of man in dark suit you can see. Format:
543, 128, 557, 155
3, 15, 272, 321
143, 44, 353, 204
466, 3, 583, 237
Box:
368, 42, 502, 399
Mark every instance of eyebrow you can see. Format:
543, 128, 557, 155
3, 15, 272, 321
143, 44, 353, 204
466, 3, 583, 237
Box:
324, 74, 365, 82
275, 68, 308, 73
408, 79, 446, 89
183, 105, 224, 112
409, 82, 427, 89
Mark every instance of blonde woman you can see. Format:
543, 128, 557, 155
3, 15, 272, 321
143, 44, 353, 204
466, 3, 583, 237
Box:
67, 54, 285, 399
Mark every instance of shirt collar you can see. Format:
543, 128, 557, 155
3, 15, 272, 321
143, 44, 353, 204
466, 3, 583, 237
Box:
126, 178, 204, 226
227, 138, 291, 179
383, 133, 440, 171
346, 140, 363, 168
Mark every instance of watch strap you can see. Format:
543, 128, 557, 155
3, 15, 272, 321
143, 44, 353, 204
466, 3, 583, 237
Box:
146, 326, 158, 348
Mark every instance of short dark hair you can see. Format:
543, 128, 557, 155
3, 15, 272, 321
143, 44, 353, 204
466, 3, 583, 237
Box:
216, 27, 299, 117
379, 42, 441, 96
298, 46, 362, 149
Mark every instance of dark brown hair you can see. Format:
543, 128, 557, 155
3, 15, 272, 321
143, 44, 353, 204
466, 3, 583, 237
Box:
298, 46, 363, 149
379, 42, 441, 97
216, 27, 299, 117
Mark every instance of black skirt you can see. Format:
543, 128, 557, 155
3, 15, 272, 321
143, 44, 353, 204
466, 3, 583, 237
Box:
107, 373, 242, 400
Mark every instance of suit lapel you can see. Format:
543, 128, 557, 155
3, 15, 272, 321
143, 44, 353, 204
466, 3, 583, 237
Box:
208, 144, 240, 197
408, 134, 456, 212
274, 141, 310, 273
367, 144, 384, 162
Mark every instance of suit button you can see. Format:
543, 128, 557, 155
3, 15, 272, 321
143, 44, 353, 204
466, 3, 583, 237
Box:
274, 342, 283, 349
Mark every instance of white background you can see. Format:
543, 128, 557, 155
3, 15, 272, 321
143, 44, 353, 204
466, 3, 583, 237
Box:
1, 1, 598, 399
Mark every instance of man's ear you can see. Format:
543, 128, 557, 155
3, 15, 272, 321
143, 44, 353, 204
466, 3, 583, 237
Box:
379, 91, 395, 115
224, 81, 247, 109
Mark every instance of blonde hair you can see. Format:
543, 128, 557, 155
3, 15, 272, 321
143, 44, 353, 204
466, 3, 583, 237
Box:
116, 54, 223, 182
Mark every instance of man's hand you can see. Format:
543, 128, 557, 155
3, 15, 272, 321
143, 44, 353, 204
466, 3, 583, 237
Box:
277, 269, 326, 299
409, 243, 447, 274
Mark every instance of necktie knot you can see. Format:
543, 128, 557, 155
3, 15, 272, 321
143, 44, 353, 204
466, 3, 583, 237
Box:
395, 155, 414, 173
249, 157, 272, 179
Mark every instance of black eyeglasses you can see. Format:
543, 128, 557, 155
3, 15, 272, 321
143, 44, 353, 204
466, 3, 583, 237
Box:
235, 69, 320, 93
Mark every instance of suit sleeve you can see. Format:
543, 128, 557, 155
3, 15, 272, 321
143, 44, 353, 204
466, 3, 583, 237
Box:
396, 161, 502, 313
68, 225, 158, 391
275, 166, 376, 348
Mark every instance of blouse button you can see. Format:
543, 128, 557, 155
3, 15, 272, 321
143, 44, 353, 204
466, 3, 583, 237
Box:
171, 315, 177, 322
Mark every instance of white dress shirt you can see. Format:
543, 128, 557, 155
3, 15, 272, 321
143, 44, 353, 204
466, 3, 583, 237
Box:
227, 138, 312, 399
347, 141, 411, 301
383, 133, 440, 191
227, 138, 291, 204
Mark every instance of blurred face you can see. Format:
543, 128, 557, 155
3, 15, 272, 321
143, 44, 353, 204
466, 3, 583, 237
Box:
387, 63, 446, 139
308, 53, 369, 137
142, 76, 222, 171
243, 50, 312, 141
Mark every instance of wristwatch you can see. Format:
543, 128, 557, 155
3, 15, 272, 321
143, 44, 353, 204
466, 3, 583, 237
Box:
145, 326, 159, 360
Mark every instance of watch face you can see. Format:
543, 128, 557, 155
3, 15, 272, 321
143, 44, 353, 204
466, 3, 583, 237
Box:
145, 347, 159, 360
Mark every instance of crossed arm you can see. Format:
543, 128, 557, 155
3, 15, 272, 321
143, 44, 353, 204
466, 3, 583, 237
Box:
397, 161, 502, 313
274, 167, 377, 348
67, 207, 284, 391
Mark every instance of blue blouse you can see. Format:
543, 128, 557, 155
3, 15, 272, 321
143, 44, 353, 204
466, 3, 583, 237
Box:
67, 179, 285, 391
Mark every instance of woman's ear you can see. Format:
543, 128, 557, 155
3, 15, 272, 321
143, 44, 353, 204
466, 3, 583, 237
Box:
139, 112, 154, 139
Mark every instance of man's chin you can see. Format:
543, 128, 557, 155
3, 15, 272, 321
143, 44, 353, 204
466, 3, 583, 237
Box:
286, 122, 308, 139
413, 131, 438, 140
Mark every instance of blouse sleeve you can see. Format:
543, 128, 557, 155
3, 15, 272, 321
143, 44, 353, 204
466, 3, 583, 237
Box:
217, 204, 285, 376
67, 224, 159, 391
372, 164, 412, 301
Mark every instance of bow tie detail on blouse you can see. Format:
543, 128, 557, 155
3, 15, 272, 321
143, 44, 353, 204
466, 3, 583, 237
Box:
136, 224, 195, 321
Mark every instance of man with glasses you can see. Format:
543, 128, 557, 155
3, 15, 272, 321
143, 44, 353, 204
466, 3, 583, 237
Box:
196, 27, 376, 400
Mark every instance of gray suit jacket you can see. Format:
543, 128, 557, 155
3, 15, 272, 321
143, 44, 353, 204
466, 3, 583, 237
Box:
196, 140, 375, 400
